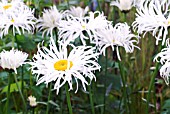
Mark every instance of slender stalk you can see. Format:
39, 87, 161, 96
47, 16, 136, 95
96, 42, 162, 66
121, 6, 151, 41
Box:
32, 108, 35, 114
146, 45, 162, 114
88, 84, 95, 114
97, 0, 102, 12
103, 49, 108, 114
59, 88, 63, 114
46, 83, 52, 114
118, 61, 129, 113
146, 63, 158, 114
66, 0, 70, 8
65, 84, 73, 114
14, 73, 27, 112
21, 66, 24, 93
12, 94, 18, 112
6, 74, 11, 114
29, 52, 33, 87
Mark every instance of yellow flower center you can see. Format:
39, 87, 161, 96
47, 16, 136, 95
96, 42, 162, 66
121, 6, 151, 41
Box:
11, 19, 14, 23
168, 21, 170, 25
54, 60, 73, 71
112, 40, 115, 43
3, 4, 12, 10
82, 25, 86, 29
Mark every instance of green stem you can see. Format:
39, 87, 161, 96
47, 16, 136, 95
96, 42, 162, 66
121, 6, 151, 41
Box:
146, 45, 162, 114
146, 63, 158, 114
59, 88, 63, 114
46, 83, 52, 114
6, 74, 11, 114
12, 94, 18, 112
97, 0, 102, 12
118, 61, 129, 113
103, 49, 108, 114
66, 0, 70, 9
65, 84, 73, 114
32, 108, 35, 114
21, 66, 24, 93
14, 73, 27, 112
88, 84, 95, 114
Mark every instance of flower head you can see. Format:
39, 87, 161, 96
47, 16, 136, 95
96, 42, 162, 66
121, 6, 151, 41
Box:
28, 95, 37, 107
0, 6, 36, 37
97, 23, 139, 60
65, 6, 89, 17
0, 48, 28, 73
0, 0, 36, 38
154, 39, 170, 85
110, 0, 134, 11
132, 0, 170, 45
0, 0, 25, 13
36, 5, 63, 37
58, 11, 111, 45
29, 37, 101, 94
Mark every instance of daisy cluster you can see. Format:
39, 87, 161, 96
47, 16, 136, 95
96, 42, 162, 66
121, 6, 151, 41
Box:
5, 0, 170, 93
129, 0, 170, 85
29, 4, 140, 93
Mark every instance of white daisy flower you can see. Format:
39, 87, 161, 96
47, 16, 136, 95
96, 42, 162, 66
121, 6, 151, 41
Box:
28, 95, 37, 107
0, 48, 28, 74
29, 37, 101, 94
0, 0, 25, 13
65, 6, 89, 17
36, 5, 63, 37
0, 3, 36, 38
97, 23, 139, 60
132, 0, 170, 45
110, 0, 134, 11
58, 11, 111, 45
154, 40, 170, 85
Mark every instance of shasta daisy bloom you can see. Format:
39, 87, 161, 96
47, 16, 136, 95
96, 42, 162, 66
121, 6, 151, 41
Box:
36, 5, 63, 37
132, 0, 170, 45
65, 6, 89, 17
154, 40, 170, 85
29, 38, 101, 94
97, 23, 139, 60
58, 11, 111, 45
0, 0, 25, 13
110, 0, 134, 11
0, 48, 28, 74
0, 5, 36, 37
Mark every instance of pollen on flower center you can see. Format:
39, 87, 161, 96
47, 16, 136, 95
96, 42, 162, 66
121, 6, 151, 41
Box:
168, 21, 170, 25
82, 25, 86, 29
3, 4, 12, 10
54, 60, 73, 71
112, 40, 115, 43
11, 19, 14, 23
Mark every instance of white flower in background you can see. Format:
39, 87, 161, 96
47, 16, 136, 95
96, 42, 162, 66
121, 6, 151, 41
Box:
97, 23, 139, 60
65, 6, 89, 17
0, 0, 36, 38
58, 11, 111, 45
154, 39, 170, 85
0, 48, 28, 74
132, 0, 170, 45
0, 0, 25, 13
28, 95, 37, 107
133, 0, 145, 9
110, 0, 134, 11
36, 5, 63, 37
29, 37, 101, 94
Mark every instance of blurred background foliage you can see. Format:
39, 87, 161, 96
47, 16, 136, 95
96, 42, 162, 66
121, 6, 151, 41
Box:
0, 0, 170, 114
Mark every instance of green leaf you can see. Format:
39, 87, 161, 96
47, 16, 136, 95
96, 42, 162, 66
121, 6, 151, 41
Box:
1, 81, 26, 93
16, 34, 36, 51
